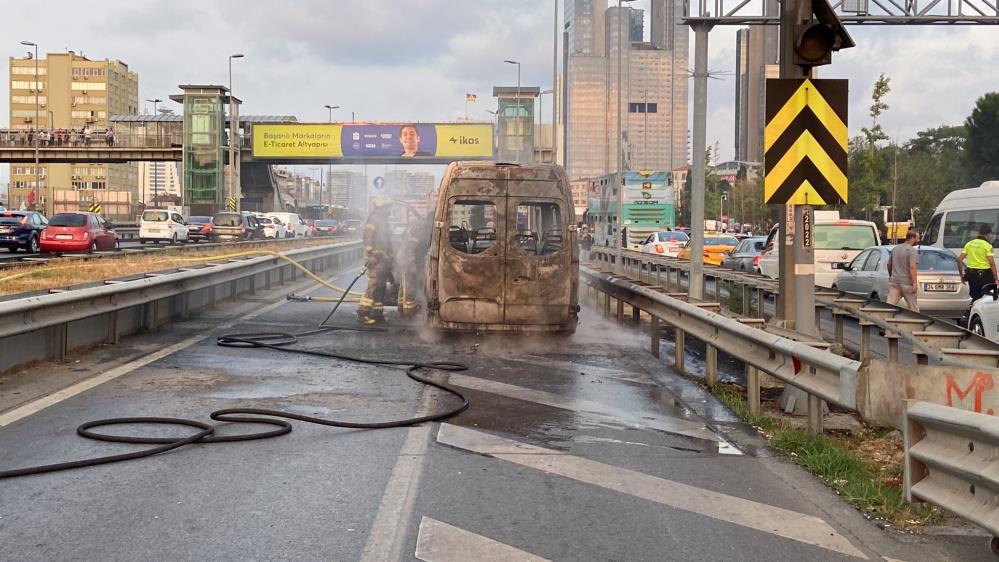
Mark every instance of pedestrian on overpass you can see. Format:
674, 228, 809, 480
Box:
958, 224, 999, 302
358, 196, 394, 325
886, 229, 920, 311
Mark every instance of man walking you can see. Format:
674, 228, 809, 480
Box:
958, 224, 999, 302
887, 230, 920, 311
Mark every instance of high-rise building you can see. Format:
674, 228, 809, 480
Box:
7, 51, 138, 214
138, 162, 182, 204
564, 2, 688, 182
328, 170, 365, 209
565, 0, 607, 55
734, 24, 779, 163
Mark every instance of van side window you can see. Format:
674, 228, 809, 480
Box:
943, 210, 999, 248
515, 202, 563, 256
921, 214, 941, 246
449, 200, 497, 254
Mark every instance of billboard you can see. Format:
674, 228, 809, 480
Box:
251, 123, 493, 161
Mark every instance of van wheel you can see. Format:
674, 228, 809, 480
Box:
171, 234, 178, 245
28, 236, 40, 254
971, 317, 985, 337
90, 241, 98, 253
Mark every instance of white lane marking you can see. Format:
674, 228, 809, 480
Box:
415, 517, 551, 562
360, 423, 432, 562
443, 372, 742, 455
0, 268, 361, 428
437, 424, 868, 560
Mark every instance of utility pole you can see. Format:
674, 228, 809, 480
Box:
688, 23, 711, 300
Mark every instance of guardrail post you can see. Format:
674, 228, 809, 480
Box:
746, 366, 760, 415
265, 269, 272, 290
178, 292, 190, 320
53, 323, 68, 362
654, 264, 661, 288
616, 299, 625, 324
705, 344, 718, 386
902, 400, 927, 502
860, 324, 872, 361
742, 284, 751, 316
674, 328, 685, 374
808, 394, 823, 433
107, 310, 119, 344
756, 288, 765, 318
144, 301, 158, 330
650, 316, 661, 358
631, 305, 641, 326
248, 275, 257, 296
603, 292, 611, 318
209, 285, 217, 309
835, 314, 845, 344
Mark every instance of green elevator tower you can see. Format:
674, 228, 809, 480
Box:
171, 85, 239, 215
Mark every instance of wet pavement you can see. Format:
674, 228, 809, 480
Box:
0, 268, 991, 561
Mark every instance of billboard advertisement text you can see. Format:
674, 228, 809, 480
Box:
251, 123, 493, 161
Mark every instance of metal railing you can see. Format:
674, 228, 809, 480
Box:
0, 240, 363, 373
590, 247, 999, 368
582, 266, 860, 431
0, 128, 182, 149
904, 400, 999, 548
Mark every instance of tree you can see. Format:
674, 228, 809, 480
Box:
846, 74, 892, 221
965, 92, 999, 184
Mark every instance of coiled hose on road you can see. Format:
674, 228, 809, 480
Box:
0, 255, 470, 479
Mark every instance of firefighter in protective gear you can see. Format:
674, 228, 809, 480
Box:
357, 196, 394, 324
396, 212, 433, 317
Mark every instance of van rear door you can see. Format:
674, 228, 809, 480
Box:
504, 196, 572, 324
437, 197, 505, 324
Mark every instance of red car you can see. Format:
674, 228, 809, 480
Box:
40, 212, 119, 253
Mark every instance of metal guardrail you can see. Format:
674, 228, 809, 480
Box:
590, 247, 999, 368
904, 400, 999, 547
0, 240, 363, 373
582, 266, 860, 432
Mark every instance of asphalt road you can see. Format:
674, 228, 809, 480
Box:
0, 269, 990, 561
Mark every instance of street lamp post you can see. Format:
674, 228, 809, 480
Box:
616, 1, 636, 249
20, 41, 39, 211
539, 89, 553, 163
228, 53, 244, 211
146, 98, 163, 206
720, 192, 728, 226
324, 104, 339, 213
503, 59, 521, 163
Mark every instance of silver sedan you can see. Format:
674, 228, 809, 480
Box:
832, 245, 970, 320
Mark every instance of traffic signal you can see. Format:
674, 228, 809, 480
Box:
792, 0, 855, 70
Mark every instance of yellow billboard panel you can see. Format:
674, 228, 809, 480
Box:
434, 124, 494, 158
252, 124, 342, 158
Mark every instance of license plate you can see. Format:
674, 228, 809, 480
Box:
56, 234, 73, 240
147, 228, 161, 233
924, 283, 957, 292
0, 228, 11, 234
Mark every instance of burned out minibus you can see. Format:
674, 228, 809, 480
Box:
426, 162, 579, 333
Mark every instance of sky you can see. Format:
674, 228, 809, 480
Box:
2, 0, 998, 195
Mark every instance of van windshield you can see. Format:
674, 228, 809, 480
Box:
814, 225, 877, 250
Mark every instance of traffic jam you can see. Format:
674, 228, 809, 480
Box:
0, 206, 354, 254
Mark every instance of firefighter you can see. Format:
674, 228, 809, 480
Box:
396, 211, 433, 317
358, 196, 394, 325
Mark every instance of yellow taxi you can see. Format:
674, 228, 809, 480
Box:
676, 234, 740, 266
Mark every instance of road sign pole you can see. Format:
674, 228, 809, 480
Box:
777, 0, 817, 336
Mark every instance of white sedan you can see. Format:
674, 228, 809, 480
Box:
968, 285, 999, 340
639, 231, 689, 258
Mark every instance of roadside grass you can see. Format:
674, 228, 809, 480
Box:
711, 382, 942, 531
0, 238, 339, 297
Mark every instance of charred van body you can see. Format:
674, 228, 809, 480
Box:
426, 162, 579, 333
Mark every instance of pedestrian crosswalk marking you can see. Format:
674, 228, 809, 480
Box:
415, 517, 551, 562
441, 372, 741, 455
436, 424, 867, 559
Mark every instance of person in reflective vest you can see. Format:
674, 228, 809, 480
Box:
358, 196, 394, 325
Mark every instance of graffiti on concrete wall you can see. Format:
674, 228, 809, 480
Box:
945, 372, 995, 415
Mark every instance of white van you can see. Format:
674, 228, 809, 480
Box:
920, 181, 999, 254
266, 212, 308, 237
758, 211, 880, 288
139, 208, 189, 244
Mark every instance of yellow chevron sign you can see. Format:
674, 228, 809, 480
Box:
764, 79, 848, 205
